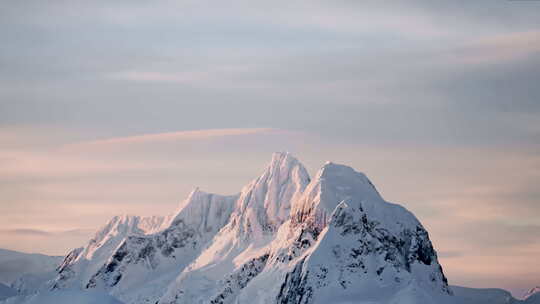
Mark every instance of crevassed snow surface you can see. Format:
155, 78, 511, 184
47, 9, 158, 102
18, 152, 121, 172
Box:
22, 153, 538, 304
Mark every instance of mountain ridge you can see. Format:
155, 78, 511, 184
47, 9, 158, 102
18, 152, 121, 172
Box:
2, 153, 537, 304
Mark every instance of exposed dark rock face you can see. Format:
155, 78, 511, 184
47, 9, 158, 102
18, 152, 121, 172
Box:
52, 247, 83, 289
273, 229, 318, 264
274, 202, 451, 304
211, 254, 270, 304
276, 258, 312, 304
329, 203, 451, 294
86, 222, 199, 289
57, 247, 83, 273
331, 205, 435, 272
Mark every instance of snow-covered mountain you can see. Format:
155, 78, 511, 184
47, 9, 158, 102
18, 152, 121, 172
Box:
159, 159, 451, 304
159, 151, 311, 304
6, 152, 537, 304
1, 289, 124, 304
451, 286, 518, 304
450, 285, 540, 304
0, 249, 61, 287
84, 190, 238, 303
0, 283, 16, 301
51, 214, 170, 291
0, 248, 62, 298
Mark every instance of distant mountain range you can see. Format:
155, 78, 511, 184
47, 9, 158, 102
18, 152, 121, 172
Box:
1, 153, 538, 304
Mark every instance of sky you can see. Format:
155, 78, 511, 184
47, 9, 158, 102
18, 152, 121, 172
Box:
1, 0, 539, 297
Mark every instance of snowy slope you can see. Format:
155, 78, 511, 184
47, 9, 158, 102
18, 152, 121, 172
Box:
0, 283, 16, 301
10, 270, 58, 295
52, 215, 167, 290
233, 162, 451, 304
0, 249, 61, 286
0, 248, 61, 296
159, 152, 310, 304
85, 189, 238, 304
158, 158, 451, 304
45, 153, 537, 304
230, 152, 311, 240
1, 290, 124, 304
451, 286, 518, 304
450, 285, 540, 304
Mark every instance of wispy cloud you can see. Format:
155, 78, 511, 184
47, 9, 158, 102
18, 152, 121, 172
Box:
0, 128, 286, 178
69, 128, 276, 147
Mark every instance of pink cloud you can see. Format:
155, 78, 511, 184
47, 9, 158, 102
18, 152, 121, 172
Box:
69, 128, 277, 146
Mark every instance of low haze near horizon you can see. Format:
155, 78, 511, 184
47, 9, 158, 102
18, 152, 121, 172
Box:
1, 0, 539, 298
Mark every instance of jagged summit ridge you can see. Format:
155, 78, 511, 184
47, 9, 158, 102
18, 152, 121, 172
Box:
83, 214, 169, 260
228, 151, 311, 239
291, 161, 412, 235
53, 214, 169, 290
83, 190, 238, 303
157, 153, 311, 303
169, 187, 238, 233
50, 153, 456, 304
159, 155, 451, 304
233, 161, 450, 304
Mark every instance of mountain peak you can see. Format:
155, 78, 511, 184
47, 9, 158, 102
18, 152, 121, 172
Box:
92, 215, 144, 245
188, 186, 201, 196
266, 152, 303, 178
318, 162, 378, 192
270, 151, 291, 163
170, 188, 238, 233
291, 162, 384, 232
228, 152, 310, 239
